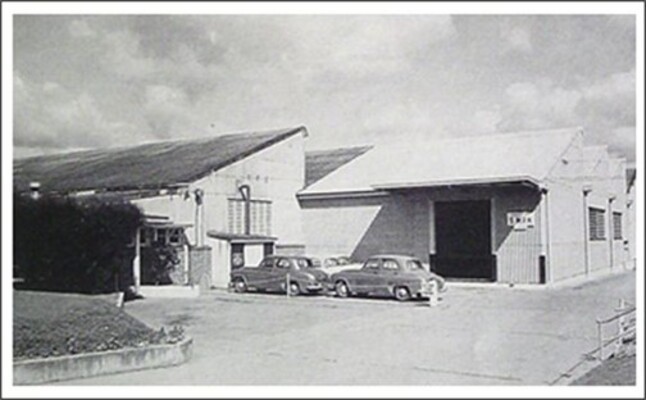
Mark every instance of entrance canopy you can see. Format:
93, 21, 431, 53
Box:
207, 231, 277, 244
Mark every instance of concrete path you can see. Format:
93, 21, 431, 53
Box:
60, 269, 635, 385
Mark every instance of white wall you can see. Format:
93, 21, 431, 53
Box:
193, 132, 305, 288
131, 132, 306, 288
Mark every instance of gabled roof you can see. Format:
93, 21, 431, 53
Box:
305, 146, 373, 187
14, 126, 307, 194
299, 127, 582, 197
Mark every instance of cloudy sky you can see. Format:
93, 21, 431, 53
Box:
13, 14, 636, 162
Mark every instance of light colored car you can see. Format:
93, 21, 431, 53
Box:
311, 255, 363, 276
330, 254, 446, 301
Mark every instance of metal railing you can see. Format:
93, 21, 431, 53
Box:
595, 299, 636, 361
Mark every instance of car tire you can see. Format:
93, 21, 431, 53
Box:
232, 278, 247, 293
288, 282, 301, 296
393, 286, 411, 301
335, 280, 350, 298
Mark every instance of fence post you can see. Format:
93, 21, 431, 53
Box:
428, 280, 438, 307
597, 320, 603, 361
617, 298, 626, 352
286, 273, 290, 298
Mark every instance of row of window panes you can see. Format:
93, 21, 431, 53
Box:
588, 208, 622, 241
228, 199, 272, 236
135, 227, 184, 247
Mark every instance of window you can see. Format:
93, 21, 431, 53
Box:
276, 258, 291, 269
613, 212, 622, 240
365, 259, 380, 269
168, 228, 183, 245
228, 198, 272, 236
259, 258, 274, 269
589, 208, 606, 241
383, 260, 399, 270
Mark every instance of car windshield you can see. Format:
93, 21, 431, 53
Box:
406, 260, 425, 270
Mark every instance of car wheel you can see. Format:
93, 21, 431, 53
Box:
288, 282, 301, 296
394, 286, 411, 301
335, 281, 350, 298
232, 278, 247, 293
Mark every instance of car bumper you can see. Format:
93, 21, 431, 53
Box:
304, 282, 325, 292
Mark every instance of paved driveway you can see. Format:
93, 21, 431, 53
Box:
61, 269, 635, 385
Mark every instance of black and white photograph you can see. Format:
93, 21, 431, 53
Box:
2, 1, 644, 398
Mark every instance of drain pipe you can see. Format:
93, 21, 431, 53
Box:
608, 195, 616, 269
582, 186, 592, 276
238, 184, 251, 235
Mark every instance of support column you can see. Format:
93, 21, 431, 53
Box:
582, 188, 591, 276
608, 196, 615, 269
133, 227, 141, 293
540, 188, 551, 284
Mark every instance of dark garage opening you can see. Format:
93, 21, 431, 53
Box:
432, 200, 496, 281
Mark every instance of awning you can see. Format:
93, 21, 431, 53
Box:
207, 231, 277, 244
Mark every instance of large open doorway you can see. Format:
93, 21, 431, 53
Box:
433, 200, 495, 281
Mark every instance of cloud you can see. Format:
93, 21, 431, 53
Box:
477, 69, 635, 161
502, 26, 532, 53
142, 84, 201, 138
13, 72, 146, 151
68, 19, 96, 38
498, 80, 582, 130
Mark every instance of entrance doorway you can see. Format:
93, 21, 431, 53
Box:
433, 200, 495, 281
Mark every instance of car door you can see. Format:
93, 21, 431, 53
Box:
352, 258, 383, 295
248, 257, 275, 290
271, 257, 293, 291
379, 258, 404, 296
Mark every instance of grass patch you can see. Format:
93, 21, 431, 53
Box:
13, 291, 183, 361
571, 348, 636, 385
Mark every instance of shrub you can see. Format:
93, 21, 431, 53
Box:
13, 194, 144, 294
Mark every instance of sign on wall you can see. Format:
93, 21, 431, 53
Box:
507, 211, 535, 231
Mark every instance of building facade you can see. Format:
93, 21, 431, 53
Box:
299, 128, 628, 284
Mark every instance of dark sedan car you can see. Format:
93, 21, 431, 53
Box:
330, 255, 446, 301
230, 255, 329, 296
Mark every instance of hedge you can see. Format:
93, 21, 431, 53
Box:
13, 194, 144, 294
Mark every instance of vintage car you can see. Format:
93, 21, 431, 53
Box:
311, 255, 363, 275
230, 255, 329, 295
330, 254, 446, 301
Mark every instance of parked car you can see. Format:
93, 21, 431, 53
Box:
230, 255, 329, 296
311, 255, 363, 275
330, 255, 446, 301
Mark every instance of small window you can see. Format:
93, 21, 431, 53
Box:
156, 229, 167, 244
589, 208, 606, 241
139, 228, 152, 247
168, 229, 183, 245
259, 258, 274, 269
276, 258, 292, 269
613, 212, 622, 240
383, 260, 399, 270
365, 259, 380, 269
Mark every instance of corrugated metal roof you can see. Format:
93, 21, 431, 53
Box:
14, 126, 306, 194
305, 146, 373, 187
299, 128, 582, 196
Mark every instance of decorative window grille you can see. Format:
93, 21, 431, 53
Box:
588, 207, 606, 241
228, 198, 272, 236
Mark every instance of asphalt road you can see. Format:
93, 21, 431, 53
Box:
60, 269, 636, 386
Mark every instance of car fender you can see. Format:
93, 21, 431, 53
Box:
331, 274, 352, 289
